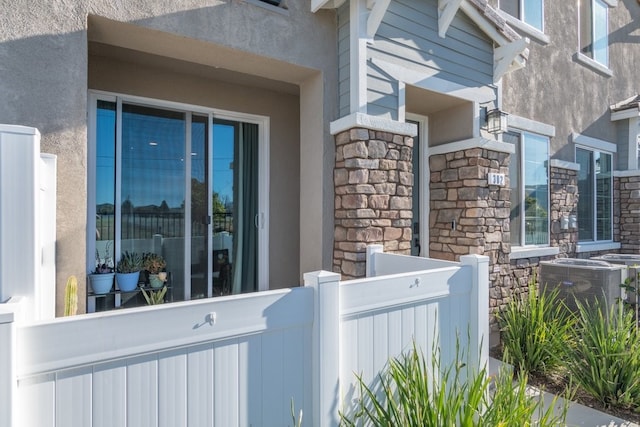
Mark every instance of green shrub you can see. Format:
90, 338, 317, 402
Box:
497, 281, 575, 376
566, 299, 640, 410
339, 342, 568, 427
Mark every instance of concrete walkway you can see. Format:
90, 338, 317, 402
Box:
489, 358, 639, 427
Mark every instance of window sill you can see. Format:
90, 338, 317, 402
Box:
496, 11, 550, 45
573, 52, 613, 77
510, 246, 559, 260
576, 241, 621, 253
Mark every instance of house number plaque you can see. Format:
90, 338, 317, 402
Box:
487, 172, 506, 186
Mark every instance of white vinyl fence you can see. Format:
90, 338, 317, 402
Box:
0, 247, 488, 427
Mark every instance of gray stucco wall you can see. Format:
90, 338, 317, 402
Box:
499, 0, 640, 162
0, 0, 337, 314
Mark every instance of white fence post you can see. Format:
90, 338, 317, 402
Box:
304, 270, 341, 427
365, 244, 384, 277
460, 254, 490, 371
0, 308, 16, 427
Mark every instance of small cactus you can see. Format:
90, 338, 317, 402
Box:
64, 276, 78, 316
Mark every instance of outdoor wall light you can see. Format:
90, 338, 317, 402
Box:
484, 108, 509, 135
569, 214, 578, 229
561, 216, 569, 230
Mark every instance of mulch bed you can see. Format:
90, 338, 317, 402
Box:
489, 347, 640, 424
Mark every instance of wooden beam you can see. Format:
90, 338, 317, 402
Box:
366, 0, 392, 38
438, 0, 464, 38
493, 37, 529, 82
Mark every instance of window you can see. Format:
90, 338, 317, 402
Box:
259, 0, 287, 7
89, 93, 268, 306
576, 147, 612, 241
580, 0, 609, 66
505, 132, 549, 246
500, 0, 544, 31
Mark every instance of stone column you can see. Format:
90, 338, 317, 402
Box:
333, 128, 414, 279
617, 174, 640, 253
549, 164, 579, 258
429, 146, 511, 342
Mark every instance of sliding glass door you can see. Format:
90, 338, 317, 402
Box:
90, 93, 266, 306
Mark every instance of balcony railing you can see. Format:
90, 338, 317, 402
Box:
96, 212, 234, 240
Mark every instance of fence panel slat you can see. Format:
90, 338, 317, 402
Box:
239, 335, 262, 427
187, 344, 214, 427
56, 367, 92, 427
213, 340, 239, 427
93, 362, 126, 427
17, 374, 55, 427
261, 330, 285, 425
159, 349, 187, 427
127, 354, 158, 427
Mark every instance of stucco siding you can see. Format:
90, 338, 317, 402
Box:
0, 0, 337, 314
367, 0, 494, 119
500, 0, 640, 162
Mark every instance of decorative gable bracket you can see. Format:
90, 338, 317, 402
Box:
366, 0, 392, 38
438, 0, 464, 38
493, 37, 529, 83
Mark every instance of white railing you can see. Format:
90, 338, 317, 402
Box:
0, 247, 488, 427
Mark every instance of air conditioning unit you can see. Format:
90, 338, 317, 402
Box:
539, 258, 627, 312
591, 254, 640, 304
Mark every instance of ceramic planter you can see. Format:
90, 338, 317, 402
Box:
89, 273, 115, 294
149, 272, 167, 289
116, 271, 140, 292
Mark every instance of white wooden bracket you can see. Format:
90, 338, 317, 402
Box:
366, 0, 392, 38
493, 37, 529, 83
438, 0, 464, 38
311, 0, 347, 13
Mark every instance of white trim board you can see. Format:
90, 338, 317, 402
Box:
510, 246, 559, 260
576, 242, 621, 253
428, 137, 515, 156
330, 112, 417, 136
507, 115, 555, 137
611, 108, 640, 121
613, 170, 640, 178
572, 133, 617, 153
549, 159, 580, 171
371, 58, 497, 104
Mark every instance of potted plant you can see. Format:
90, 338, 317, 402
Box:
143, 252, 167, 288
141, 285, 167, 305
89, 242, 115, 294
115, 251, 142, 292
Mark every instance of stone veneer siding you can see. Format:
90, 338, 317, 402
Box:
548, 166, 579, 258
428, 148, 511, 322
616, 175, 640, 253
333, 128, 414, 279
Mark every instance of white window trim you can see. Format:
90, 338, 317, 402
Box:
575, 144, 614, 244
573, 52, 613, 77
496, 9, 550, 45
576, 241, 620, 253
406, 113, 429, 258
88, 90, 271, 293
506, 119, 555, 250
575, 0, 613, 74
509, 130, 551, 248
571, 133, 617, 153
510, 246, 559, 260
506, 114, 555, 137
